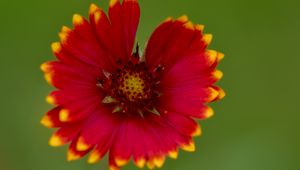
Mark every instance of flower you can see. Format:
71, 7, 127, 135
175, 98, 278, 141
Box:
40, 0, 225, 169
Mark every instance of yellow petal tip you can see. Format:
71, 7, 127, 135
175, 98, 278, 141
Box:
181, 141, 196, 152
40, 115, 53, 128
89, 3, 99, 14
204, 107, 214, 118
177, 15, 188, 23
67, 150, 81, 161
153, 156, 165, 168
51, 42, 61, 53
46, 95, 56, 105
192, 124, 202, 137
109, 165, 120, 170
195, 24, 205, 31
203, 34, 213, 45
218, 88, 226, 99
44, 73, 53, 85
76, 137, 90, 151
168, 150, 178, 159
213, 70, 223, 80
135, 158, 146, 168
59, 32, 68, 43
59, 109, 70, 122
109, 0, 118, 7
217, 52, 225, 62
206, 50, 218, 64
184, 21, 194, 30
115, 157, 129, 167
49, 134, 64, 147
61, 26, 71, 33
88, 152, 101, 164
40, 62, 50, 72
207, 87, 219, 102
73, 14, 84, 26
164, 17, 173, 22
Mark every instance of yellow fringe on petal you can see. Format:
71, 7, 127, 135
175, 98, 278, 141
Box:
217, 88, 226, 100
177, 15, 188, 23
203, 34, 213, 45
59, 109, 70, 122
109, 0, 118, 7
46, 95, 56, 105
49, 134, 64, 147
40, 115, 53, 128
195, 24, 205, 31
51, 42, 62, 53
192, 124, 202, 137
135, 158, 146, 168
204, 107, 214, 118
212, 70, 223, 80
94, 11, 102, 24
76, 137, 90, 151
168, 149, 178, 159
89, 3, 99, 14
153, 156, 165, 168
115, 157, 129, 167
217, 52, 225, 62
73, 14, 84, 26
67, 150, 81, 161
181, 141, 196, 152
88, 151, 102, 164
109, 165, 120, 170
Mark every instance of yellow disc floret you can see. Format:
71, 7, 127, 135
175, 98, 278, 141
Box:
119, 72, 145, 102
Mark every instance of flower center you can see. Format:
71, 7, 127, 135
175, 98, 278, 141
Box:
119, 72, 145, 102
97, 45, 165, 115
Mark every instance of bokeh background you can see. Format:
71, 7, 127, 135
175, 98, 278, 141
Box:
0, 0, 299, 170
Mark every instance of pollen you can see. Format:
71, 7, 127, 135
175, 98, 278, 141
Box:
119, 72, 145, 102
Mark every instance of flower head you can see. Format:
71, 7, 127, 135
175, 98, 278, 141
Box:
41, 0, 225, 169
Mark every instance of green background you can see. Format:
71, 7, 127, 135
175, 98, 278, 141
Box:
0, 0, 299, 170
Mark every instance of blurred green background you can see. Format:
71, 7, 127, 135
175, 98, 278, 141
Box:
0, 0, 299, 170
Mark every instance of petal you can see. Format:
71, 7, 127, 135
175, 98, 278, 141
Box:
89, 5, 119, 70
122, 0, 140, 56
158, 96, 214, 119
71, 14, 116, 72
76, 112, 120, 152
47, 87, 101, 106
67, 137, 93, 161
41, 61, 99, 89
145, 16, 202, 70
49, 123, 83, 147
58, 26, 111, 70
40, 107, 64, 128
108, 0, 130, 60
161, 112, 200, 137
58, 96, 102, 122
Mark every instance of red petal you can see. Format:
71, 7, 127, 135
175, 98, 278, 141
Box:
71, 14, 116, 72
67, 137, 93, 161
47, 87, 101, 106
145, 17, 201, 70
49, 123, 83, 147
41, 61, 99, 89
40, 107, 64, 128
59, 27, 111, 70
122, 0, 140, 56
158, 96, 213, 119
76, 112, 120, 152
161, 112, 198, 137
59, 96, 102, 122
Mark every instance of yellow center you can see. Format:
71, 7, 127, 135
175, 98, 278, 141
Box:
119, 73, 145, 102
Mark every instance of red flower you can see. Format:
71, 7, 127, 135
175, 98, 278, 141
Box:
40, 0, 225, 169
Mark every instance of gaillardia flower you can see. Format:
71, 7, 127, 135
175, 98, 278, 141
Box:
41, 0, 225, 169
